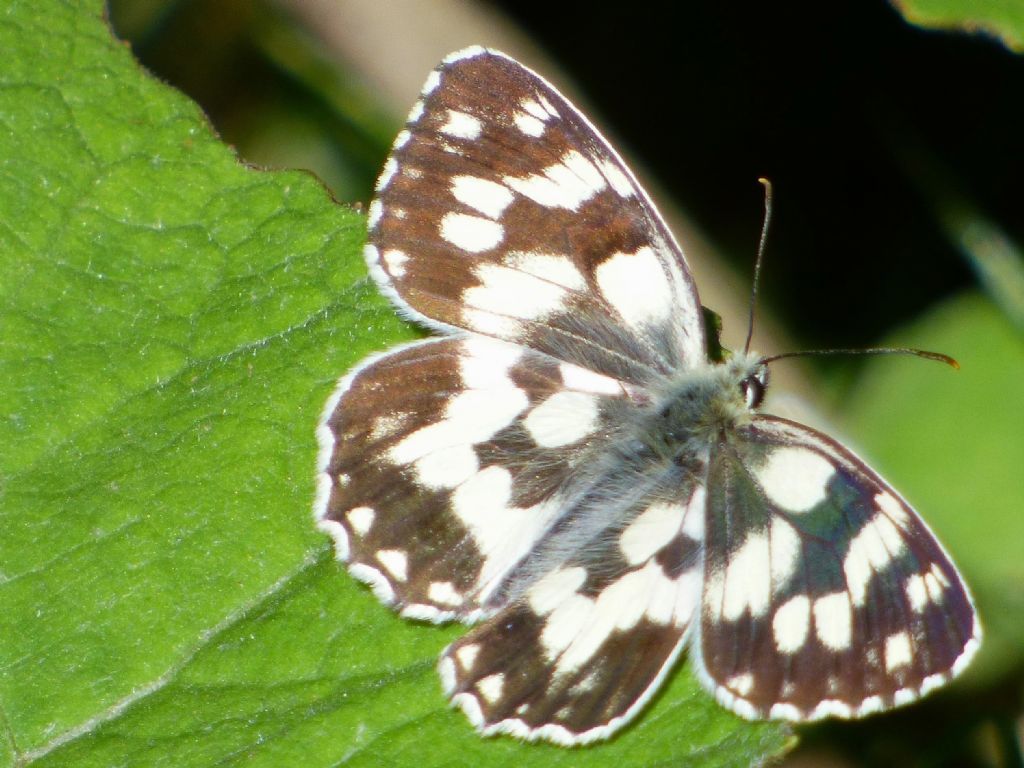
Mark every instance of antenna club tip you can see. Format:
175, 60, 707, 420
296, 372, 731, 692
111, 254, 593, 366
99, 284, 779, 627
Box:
922, 350, 960, 370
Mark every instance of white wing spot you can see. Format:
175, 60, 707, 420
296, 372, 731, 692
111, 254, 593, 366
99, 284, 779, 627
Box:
523, 390, 600, 448
422, 70, 442, 95
505, 252, 586, 290
673, 567, 702, 626
755, 446, 835, 512
317, 518, 350, 560
769, 517, 801, 592
681, 485, 706, 542
551, 561, 679, 678
813, 592, 853, 650
905, 573, 929, 612
376, 549, 408, 582
540, 593, 594, 662
844, 514, 904, 606
392, 129, 411, 149
382, 249, 409, 277
408, 100, 425, 123
389, 384, 527, 490
594, 246, 673, 329
440, 109, 482, 139
930, 563, 950, 587
453, 467, 564, 601
527, 566, 588, 615
443, 46, 485, 64
875, 490, 910, 526
458, 337, 521, 388
346, 506, 375, 536
519, 98, 550, 121
428, 581, 464, 607
476, 673, 505, 705
438, 656, 456, 694
722, 531, 771, 619
769, 702, 804, 720
375, 157, 398, 191
810, 699, 852, 719
857, 695, 886, 716
411, 445, 478, 489
772, 594, 811, 653
462, 308, 519, 337
451, 175, 514, 219
558, 362, 622, 395
924, 569, 948, 604
537, 94, 559, 117
455, 643, 480, 671
440, 212, 504, 252
514, 111, 546, 136
619, 502, 683, 566
885, 631, 913, 672
464, 263, 568, 320
503, 150, 606, 210
349, 563, 395, 603
367, 199, 383, 230
598, 158, 635, 197
727, 672, 754, 696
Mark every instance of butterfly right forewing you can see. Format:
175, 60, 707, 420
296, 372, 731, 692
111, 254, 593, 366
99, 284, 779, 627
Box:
366, 47, 706, 384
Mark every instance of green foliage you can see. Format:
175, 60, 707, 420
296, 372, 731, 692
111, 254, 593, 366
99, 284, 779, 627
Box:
894, 0, 1024, 52
0, 2, 788, 766
842, 293, 1024, 682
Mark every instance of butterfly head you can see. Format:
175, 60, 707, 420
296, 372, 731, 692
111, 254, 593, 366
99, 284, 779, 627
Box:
643, 352, 768, 459
737, 355, 769, 409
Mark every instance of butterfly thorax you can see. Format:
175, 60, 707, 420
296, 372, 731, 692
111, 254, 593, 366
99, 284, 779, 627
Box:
636, 352, 767, 465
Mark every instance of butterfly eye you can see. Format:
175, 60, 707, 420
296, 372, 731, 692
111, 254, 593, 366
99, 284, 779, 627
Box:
740, 374, 765, 409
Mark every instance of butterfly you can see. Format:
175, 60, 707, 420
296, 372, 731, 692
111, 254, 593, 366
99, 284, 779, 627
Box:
314, 46, 980, 745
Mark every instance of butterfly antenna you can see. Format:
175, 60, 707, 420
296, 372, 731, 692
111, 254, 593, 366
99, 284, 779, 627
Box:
762, 347, 960, 369
744, 178, 773, 355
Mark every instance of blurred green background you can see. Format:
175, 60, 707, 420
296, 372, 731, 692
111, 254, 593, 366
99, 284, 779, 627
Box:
3, 1, 1019, 766
107, 1, 1024, 766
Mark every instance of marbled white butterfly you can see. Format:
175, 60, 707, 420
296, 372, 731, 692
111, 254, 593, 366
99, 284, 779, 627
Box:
314, 46, 980, 745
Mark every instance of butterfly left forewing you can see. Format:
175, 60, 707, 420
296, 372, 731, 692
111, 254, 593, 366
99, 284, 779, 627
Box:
697, 415, 980, 720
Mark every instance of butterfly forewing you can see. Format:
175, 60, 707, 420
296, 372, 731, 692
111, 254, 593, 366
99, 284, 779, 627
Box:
698, 416, 980, 720
366, 47, 705, 384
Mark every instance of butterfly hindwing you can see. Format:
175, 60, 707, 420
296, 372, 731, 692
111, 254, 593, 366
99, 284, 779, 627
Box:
697, 415, 980, 719
366, 47, 705, 384
439, 482, 706, 744
316, 334, 632, 621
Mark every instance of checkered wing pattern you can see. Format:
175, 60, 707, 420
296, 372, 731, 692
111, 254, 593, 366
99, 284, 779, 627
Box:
365, 47, 705, 385
317, 334, 634, 621
315, 45, 980, 747
439, 478, 707, 744
698, 416, 980, 721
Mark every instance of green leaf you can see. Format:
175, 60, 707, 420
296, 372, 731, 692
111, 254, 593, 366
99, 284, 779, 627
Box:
0, 2, 788, 766
841, 292, 1024, 681
893, 0, 1024, 53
